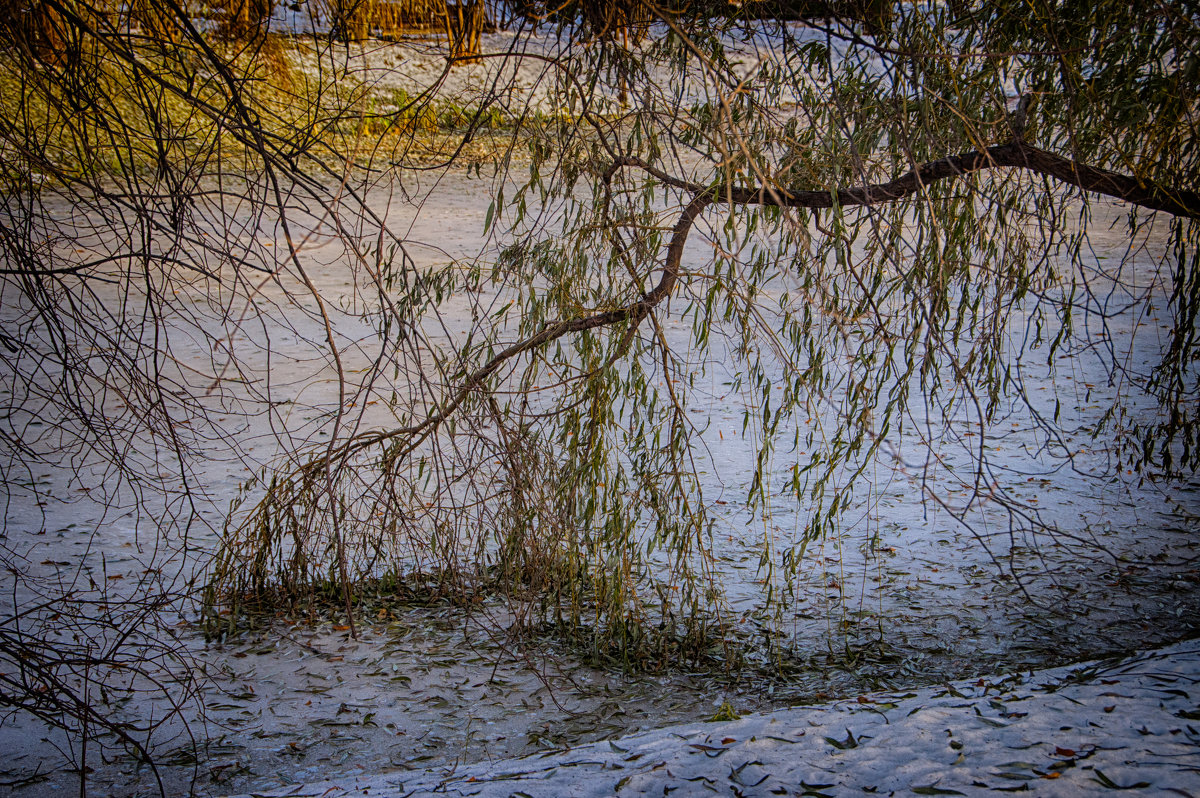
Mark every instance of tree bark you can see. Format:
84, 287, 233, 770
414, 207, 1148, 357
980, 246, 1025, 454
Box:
610, 141, 1200, 221
443, 0, 483, 63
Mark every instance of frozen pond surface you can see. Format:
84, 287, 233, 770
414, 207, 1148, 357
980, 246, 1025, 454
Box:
1, 33, 1199, 798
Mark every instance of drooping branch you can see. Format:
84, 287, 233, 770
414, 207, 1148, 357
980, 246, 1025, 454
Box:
215, 189, 714, 612
279, 191, 714, 472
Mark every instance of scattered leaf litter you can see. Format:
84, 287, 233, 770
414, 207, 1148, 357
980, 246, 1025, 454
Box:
228, 640, 1200, 797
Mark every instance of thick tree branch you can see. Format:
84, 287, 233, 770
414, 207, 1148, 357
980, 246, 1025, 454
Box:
614, 142, 1200, 219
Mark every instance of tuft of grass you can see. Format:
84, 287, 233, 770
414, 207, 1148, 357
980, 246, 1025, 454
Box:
708, 700, 741, 721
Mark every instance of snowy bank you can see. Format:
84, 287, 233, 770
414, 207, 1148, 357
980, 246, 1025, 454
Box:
230, 639, 1200, 797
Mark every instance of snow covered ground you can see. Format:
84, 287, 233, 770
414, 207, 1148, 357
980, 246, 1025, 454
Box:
231, 639, 1200, 797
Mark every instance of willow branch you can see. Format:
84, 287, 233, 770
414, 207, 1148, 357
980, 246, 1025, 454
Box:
289, 191, 713, 473
612, 141, 1200, 219
267, 134, 1200, 496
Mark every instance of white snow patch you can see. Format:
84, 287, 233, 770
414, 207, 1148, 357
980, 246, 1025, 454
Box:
229, 640, 1200, 797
